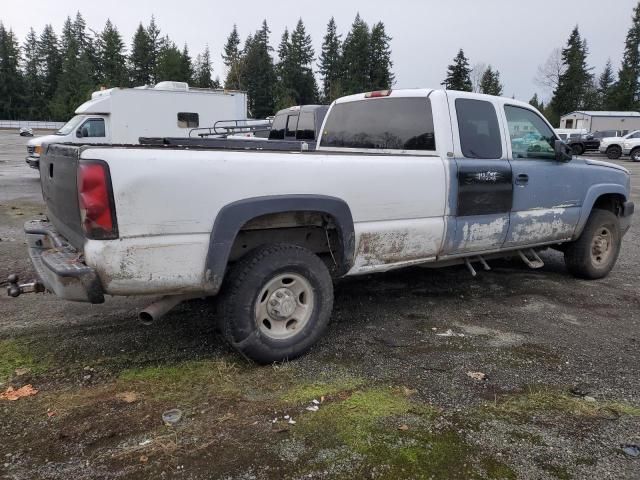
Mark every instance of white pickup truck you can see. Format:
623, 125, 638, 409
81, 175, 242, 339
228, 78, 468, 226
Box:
9, 89, 635, 363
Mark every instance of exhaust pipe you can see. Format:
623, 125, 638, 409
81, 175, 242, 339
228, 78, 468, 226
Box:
139, 295, 194, 325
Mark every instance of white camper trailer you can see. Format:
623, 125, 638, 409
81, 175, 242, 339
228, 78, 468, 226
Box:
26, 82, 248, 168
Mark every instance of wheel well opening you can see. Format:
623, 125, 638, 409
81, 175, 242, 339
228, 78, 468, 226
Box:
229, 211, 346, 275
593, 194, 626, 216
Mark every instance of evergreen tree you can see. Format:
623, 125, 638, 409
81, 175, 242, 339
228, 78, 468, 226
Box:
38, 24, 62, 115
0, 23, 25, 119
277, 19, 317, 106
529, 93, 542, 110
97, 19, 127, 87
155, 39, 184, 82
598, 60, 616, 110
222, 25, 243, 90
369, 22, 394, 90
242, 21, 276, 118
193, 46, 219, 88
342, 14, 371, 95
275, 29, 296, 109
548, 27, 593, 125
50, 16, 96, 120
479, 65, 503, 96
147, 16, 163, 83
129, 24, 153, 85
22, 28, 44, 119
442, 49, 472, 91
318, 17, 343, 101
611, 2, 640, 110
180, 44, 193, 83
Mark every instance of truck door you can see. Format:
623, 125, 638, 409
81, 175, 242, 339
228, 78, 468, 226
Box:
446, 94, 512, 254
502, 105, 585, 247
76, 117, 108, 144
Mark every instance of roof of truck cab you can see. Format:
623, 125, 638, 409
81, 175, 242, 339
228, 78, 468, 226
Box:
333, 89, 537, 111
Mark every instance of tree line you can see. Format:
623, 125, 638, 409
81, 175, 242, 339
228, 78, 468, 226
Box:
441, 1, 640, 125
0, 13, 393, 121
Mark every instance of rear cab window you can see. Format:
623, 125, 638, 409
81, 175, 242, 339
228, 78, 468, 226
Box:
296, 112, 316, 140
320, 97, 436, 152
455, 99, 502, 159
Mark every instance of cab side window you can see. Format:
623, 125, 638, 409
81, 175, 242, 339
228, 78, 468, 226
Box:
80, 118, 105, 137
505, 106, 556, 160
455, 99, 502, 159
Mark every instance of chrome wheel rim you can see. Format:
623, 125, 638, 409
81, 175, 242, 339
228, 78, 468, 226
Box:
591, 227, 613, 266
255, 273, 314, 340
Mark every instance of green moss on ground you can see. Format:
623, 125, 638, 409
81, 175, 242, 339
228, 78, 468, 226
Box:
482, 389, 640, 420
0, 339, 49, 383
290, 387, 511, 479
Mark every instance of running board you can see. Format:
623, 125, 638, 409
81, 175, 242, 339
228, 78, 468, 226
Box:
464, 255, 492, 277
518, 249, 545, 269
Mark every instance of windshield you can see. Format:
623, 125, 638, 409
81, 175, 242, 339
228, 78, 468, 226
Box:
56, 115, 85, 136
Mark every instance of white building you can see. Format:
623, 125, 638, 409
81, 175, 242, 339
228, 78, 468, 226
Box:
559, 111, 640, 133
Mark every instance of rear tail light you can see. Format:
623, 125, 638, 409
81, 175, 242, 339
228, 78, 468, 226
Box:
77, 161, 118, 240
365, 90, 392, 98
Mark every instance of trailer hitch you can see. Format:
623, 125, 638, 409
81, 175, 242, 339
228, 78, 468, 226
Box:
6, 274, 45, 298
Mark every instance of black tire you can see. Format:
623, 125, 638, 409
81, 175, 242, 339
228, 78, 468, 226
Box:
219, 244, 334, 364
606, 145, 622, 160
630, 148, 640, 162
564, 209, 621, 280
571, 143, 584, 156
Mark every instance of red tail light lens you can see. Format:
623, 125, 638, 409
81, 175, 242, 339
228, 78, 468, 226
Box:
77, 161, 118, 240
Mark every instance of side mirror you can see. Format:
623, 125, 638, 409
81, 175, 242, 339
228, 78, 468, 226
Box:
76, 129, 82, 138
555, 139, 573, 162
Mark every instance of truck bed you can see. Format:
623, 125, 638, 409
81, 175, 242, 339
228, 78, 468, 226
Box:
139, 136, 317, 152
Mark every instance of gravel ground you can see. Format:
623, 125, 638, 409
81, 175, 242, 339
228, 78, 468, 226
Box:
0, 130, 638, 480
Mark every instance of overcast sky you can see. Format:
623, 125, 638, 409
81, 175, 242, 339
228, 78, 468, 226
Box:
1, 0, 638, 101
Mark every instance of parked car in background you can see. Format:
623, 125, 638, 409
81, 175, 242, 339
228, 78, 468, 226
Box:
19, 127, 33, 137
622, 135, 640, 161
10, 89, 634, 364
599, 130, 640, 159
555, 128, 586, 142
25, 81, 248, 169
566, 130, 624, 156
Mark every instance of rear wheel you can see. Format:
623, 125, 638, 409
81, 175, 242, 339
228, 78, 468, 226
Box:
630, 148, 640, 162
564, 209, 621, 280
219, 244, 334, 364
571, 143, 584, 156
606, 145, 622, 159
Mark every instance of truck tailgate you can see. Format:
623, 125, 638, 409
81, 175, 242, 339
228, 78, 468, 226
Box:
40, 144, 85, 250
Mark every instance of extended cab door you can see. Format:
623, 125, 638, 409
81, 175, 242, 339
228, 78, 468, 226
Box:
502, 105, 585, 247
445, 93, 512, 254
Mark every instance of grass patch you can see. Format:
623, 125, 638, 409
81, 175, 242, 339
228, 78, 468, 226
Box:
279, 376, 363, 404
482, 388, 640, 420
0, 339, 48, 383
118, 359, 243, 400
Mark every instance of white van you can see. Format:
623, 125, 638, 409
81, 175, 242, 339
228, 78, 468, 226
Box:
26, 82, 248, 169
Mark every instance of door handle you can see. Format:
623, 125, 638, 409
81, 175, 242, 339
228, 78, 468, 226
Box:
515, 174, 529, 186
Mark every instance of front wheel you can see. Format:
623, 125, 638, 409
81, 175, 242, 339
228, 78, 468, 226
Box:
571, 143, 584, 156
630, 148, 640, 162
564, 209, 621, 280
219, 244, 334, 364
607, 145, 622, 159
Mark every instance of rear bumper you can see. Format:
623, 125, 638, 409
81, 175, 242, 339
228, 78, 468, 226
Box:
24, 220, 104, 304
25, 155, 40, 169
